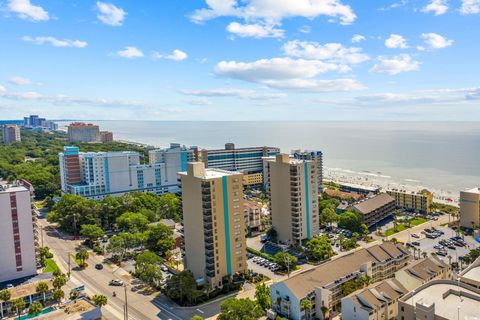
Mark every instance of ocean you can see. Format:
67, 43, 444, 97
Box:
58, 121, 480, 195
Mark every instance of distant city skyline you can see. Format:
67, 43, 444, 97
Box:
1, 0, 479, 120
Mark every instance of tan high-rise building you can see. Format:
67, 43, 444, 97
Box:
179, 162, 247, 288
2, 125, 21, 144
265, 154, 319, 245
460, 187, 480, 228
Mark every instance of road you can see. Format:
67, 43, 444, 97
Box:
39, 217, 238, 320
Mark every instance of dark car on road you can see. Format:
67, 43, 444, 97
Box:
95, 263, 104, 270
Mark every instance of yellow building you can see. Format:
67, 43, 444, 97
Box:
265, 154, 319, 245
387, 189, 433, 214
179, 162, 247, 288
242, 172, 263, 187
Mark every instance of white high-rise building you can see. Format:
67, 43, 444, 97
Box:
0, 180, 38, 282
148, 143, 197, 193
59, 146, 167, 199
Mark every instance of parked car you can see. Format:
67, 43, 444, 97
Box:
412, 241, 420, 246
436, 251, 447, 256
411, 233, 420, 238
95, 263, 103, 270
434, 244, 443, 250
109, 279, 124, 286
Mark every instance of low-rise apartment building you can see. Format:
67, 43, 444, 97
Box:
349, 193, 396, 227
339, 183, 380, 195
387, 189, 433, 214
244, 200, 264, 235
265, 154, 320, 245
270, 242, 410, 320
0, 180, 38, 283
341, 278, 408, 320
179, 162, 247, 288
398, 279, 480, 320
459, 187, 480, 229
394, 256, 451, 291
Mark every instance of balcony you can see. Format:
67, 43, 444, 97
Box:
206, 270, 216, 278
203, 203, 212, 209
206, 256, 215, 264
204, 234, 214, 243
204, 222, 213, 230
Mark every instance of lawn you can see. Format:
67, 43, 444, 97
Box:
410, 217, 427, 226
381, 217, 429, 237
43, 258, 60, 273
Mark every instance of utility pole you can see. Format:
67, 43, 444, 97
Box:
124, 284, 128, 320
40, 225, 44, 247
68, 254, 71, 279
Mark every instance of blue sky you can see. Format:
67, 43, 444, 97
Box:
0, 0, 479, 120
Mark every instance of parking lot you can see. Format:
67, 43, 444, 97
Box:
407, 226, 479, 263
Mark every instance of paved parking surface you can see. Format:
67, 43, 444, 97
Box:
409, 226, 478, 263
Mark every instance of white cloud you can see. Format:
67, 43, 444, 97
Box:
152, 49, 188, 61
214, 57, 364, 93
184, 98, 213, 106
9, 76, 32, 85
179, 87, 286, 99
22, 36, 88, 48
379, 0, 408, 11
117, 46, 144, 58
283, 40, 369, 64
226, 22, 284, 38
190, 0, 356, 26
421, 0, 449, 15
7, 0, 49, 21
460, 0, 480, 14
421, 33, 454, 49
385, 34, 409, 49
370, 54, 420, 75
351, 34, 366, 43
0, 85, 6, 95
96, 2, 126, 26
299, 25, 311, 34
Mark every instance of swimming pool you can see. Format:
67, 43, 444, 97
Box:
18, 307, 55, 319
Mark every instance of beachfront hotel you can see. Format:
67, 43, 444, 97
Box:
264, 154, 320, 245
179, 162, 247, 288
200, 143, 280, 188
67, 122, 100, 143
0, 180, 38, 283
459, 187, 480, 229
387, 189, 433, 214
1, 124, 21, 144
59, 146, 172, 199
270, 242, 410, 320
292, 150, 324, 193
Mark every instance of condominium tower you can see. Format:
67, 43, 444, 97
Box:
0, 180, 38, 282
292, 150, 323, 192
200, 143, 280, 187
2, 124, 21, 144
68, 122, 100, 143
265, 154, 319, 245
179, 162, 247, 287
59, 146, 167, 199
460, 187, 480, 228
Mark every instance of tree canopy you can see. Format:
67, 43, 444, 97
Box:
217, 298, 263, 320
305, 235, 334, 262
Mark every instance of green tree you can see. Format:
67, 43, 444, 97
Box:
255, 283, 271, 311
76, 248, 89, 268
320, 207, 338, 226
266, 227, 278, 243
144, 223, 175, 255
92, 294, 108, 308
80, 224, 105, 246
36, 281, 49, 302
28, 301, 43, 317
38, 247, 53, 267
11, 298, 25, 319
338, 211, 367, 234
164, 271, 199, 305
217, 298, 263, 320
274, 252, 297, 275
191, 316, 205, 320
305, 235, 334, 262
300, 299, 313, 320
52, 289, 65, 306
53, 274, 67, 289
135, 250, 163, 288
116, 212, 150, 233
0, 289, 11, 318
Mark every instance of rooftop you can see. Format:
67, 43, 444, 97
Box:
352, 193, 395, 214
0, 180, 30, 193
400, 256, 448, 282
340, 182, 380, 191
464, 187, 480, 194
279, 242, 409, 299
244, 200, 263, 210
36, 298, 99, 320
9, 279, 53, 300
347, 278, 408, 311
400, 280, 480, 319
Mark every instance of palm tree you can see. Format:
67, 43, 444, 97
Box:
300, 299, 313, 320
321, 306, 329, 320
28, 301, 43, 317
0, 289, 11, 318
11, 298, 25, 320
422, 251, 427, 258
448, 255, 452, 265
53, 274, 67, 289
76, 248, 89, 268
92, 294, 108, 308
52, 289, 65, 306
36, 281, 49, 302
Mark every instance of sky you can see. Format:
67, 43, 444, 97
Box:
0, 0, 479, 121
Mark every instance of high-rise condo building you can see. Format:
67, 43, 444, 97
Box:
68, 122, 100, 143
23, 115, 58, 130
2, 125, 21, 144
99, 131, 114, 143
59, 146, 168, 199
265, 154, 319, 245
0, 180, 38, 282
179, 162, 247, 288
200, 143, 280, 188
292, 150, 324, 192
460, 187, 480, 228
